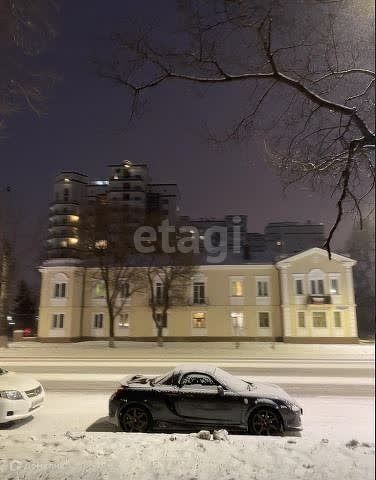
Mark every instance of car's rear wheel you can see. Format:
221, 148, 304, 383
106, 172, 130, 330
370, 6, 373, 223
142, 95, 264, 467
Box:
248, 407, 283, 436
120, 405, 152, 432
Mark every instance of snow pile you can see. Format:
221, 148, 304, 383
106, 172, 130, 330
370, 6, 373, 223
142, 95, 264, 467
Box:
0, 432, 373, 480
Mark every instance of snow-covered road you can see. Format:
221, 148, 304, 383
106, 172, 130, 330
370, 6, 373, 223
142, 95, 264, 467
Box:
0, 392, 374, 443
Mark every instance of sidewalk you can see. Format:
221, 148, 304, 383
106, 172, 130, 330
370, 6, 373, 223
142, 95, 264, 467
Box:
1, 340, 374, 360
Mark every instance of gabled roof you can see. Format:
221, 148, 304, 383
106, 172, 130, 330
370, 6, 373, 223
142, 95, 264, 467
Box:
275, 247, 356, 267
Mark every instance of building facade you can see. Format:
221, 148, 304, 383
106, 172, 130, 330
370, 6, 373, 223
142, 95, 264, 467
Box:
38, 248, 358, 343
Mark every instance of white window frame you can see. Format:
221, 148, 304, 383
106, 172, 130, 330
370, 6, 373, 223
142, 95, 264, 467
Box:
308, 269, 326, 295
93, 313, 104, 329
257, 280, 269, 297
192, 281, 206, 305
312, 311, 327, 329
53, 282, 67, 298
51, 273, 68, 302
255, 276, 271, 305
258, 311, 271, 329
333, 311, 342, 328
329, 274, 341, 295
51, 313, 64, 329
296, 311, 306, 330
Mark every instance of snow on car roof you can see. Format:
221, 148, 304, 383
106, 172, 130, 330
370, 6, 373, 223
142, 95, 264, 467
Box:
175, 364, 217, 375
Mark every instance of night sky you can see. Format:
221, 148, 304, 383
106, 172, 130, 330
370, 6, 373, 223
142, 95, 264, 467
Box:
1, 1, 356, 286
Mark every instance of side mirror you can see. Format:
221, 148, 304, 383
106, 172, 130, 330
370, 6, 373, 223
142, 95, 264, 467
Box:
217, 385, 225, 396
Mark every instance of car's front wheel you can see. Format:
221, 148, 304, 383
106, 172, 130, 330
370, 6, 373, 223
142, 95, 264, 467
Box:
119, 405, 152, 433
248, 407, 283, 436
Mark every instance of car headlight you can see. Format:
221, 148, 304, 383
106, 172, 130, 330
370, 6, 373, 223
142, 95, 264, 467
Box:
0, 390, 23, 400
280, 400, 301, 412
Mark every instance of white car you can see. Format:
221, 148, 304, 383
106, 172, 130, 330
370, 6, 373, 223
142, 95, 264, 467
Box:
0, 368, 45, 424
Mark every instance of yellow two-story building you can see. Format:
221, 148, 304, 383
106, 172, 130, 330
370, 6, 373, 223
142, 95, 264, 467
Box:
37, 248, 358, 343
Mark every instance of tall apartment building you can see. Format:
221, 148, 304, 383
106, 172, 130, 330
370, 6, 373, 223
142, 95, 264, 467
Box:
264, 221, 325, 256
47, 160, 179, 259
247, 221, 325, 259
179, 215, 248, 253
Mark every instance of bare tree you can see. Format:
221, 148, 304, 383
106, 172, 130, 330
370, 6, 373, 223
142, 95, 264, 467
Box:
0, 240, 12, 347
147, 259, 198, 347
347, 212, 375, 337
98, 0, 375, 255
140, 213, 199, 346
80, 200, 145, 348
0, 0, 59, 132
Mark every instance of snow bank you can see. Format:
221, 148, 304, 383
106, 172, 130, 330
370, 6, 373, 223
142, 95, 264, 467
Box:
0, 432, 373, 480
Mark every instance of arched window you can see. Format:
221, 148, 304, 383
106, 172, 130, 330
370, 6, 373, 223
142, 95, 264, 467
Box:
52, 273, 68, 298
308, 269, 325, 295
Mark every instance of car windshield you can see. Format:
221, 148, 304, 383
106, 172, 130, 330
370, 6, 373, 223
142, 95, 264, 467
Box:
152, 371, 174, 386
214, 368, 249, 392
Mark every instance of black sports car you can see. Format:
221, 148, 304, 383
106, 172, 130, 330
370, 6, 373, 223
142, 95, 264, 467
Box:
109, 364, 303, 435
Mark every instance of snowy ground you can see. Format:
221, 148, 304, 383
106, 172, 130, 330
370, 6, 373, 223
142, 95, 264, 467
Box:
0, 343, 373, 479
0, 431, 373, 480
0, 392, 374, 442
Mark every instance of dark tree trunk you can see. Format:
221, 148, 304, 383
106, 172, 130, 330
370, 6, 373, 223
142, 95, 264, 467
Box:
0, 241, 11, 348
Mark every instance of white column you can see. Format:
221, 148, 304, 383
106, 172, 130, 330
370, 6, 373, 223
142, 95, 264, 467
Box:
279, 265, 291, 337
345, 265, 358, 337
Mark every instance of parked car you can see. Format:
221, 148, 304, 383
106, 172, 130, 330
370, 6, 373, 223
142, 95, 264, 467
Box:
0, 368, 45, 424
109, 364, 302, 435
23, 328, 32, 337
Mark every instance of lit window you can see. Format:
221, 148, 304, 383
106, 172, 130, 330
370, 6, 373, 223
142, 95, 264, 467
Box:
118, 313, 129, 328
276, 240, 282, 246
231, 312, 244, 329
93, 313, 104, 329
69, 215, 79, 222
54, 283, 66, 298
334, 311, 342, 328
95, 239, 108, 249
69, 238, 78, 245
330, 278, 340, 294
257, 281, 269, 297
94, 282, 105, 298
231, 280, 243, 297
60, 240, 68, 248
52, 314, 64, 329
258, 312, 270, 328
297, 311, 305, 328
313, 312, 327, 328
192, 313, 206, 329
64, 178, 70, 183
295, 279, 304, 295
